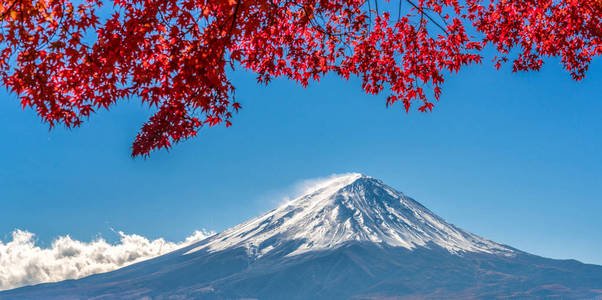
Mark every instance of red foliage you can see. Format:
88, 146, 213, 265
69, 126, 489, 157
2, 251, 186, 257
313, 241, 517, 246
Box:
0, 0, 600, 156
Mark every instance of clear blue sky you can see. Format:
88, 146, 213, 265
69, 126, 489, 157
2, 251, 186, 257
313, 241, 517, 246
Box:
1, 57, 600, 265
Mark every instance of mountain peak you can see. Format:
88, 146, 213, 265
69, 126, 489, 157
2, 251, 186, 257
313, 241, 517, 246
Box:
185, 174, 512, 258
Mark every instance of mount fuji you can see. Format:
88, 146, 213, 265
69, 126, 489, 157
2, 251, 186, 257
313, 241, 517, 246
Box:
2, 174, 602, 299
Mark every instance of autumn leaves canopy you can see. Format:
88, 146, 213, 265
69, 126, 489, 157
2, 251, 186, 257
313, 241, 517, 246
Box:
0, 0, 600, 156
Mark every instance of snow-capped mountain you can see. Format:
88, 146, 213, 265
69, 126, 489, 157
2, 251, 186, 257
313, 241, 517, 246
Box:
188, 173, 510, 257
2, 174, 602, 299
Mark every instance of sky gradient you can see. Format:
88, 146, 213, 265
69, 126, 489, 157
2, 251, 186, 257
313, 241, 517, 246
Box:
1, 56, 601, 265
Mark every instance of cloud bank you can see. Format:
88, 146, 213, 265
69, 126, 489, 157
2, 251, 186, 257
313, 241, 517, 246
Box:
0, 229, 215, 291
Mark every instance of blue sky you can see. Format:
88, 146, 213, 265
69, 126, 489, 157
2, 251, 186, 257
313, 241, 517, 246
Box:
1, 56, 601, 265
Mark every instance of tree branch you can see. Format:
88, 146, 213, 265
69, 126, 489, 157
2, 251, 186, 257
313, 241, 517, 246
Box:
405, 0, 448, 34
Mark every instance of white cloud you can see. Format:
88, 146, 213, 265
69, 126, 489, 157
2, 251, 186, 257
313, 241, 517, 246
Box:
294, 173, 362, 195
253, 173, 361, 210
0, 229, 215, 291
276, 172, 363, 206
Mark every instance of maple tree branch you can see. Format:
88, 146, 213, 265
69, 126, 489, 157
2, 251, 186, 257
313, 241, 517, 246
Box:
366, 0, 372, 28
156, 9, 170, 29
308, 17, 348, 38
36, 2, 68, 51
220, 0, 241, 59
187, 0, 241, 110
1, 0, 596, 156
405, 0, 448, 34
0, 0, 19, 21
229, 0, 241, 37
374, 0, 379, 16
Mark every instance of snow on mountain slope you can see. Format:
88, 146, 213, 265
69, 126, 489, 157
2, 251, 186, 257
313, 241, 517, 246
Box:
186, 173, 512, 257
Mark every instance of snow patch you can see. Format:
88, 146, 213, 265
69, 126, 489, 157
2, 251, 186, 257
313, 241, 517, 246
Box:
185, 174, 512, 258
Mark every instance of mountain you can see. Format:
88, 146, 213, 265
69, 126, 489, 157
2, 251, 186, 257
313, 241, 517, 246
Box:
185, 173, 512, 258
2, 173, 602, 299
